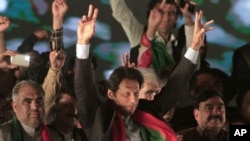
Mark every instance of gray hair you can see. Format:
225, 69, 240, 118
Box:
12, 80, 45, 102
136, 67, 164, 87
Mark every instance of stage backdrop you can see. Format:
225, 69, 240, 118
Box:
1, 0, 249, 80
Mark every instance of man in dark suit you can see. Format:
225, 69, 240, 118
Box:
74, 4, 214, 141
177, 90, 229, 141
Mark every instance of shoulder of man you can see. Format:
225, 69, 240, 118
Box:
177, 126, 197, 136
0, 120, 13, 140
47, 126, 63, 141
0, 120, 13, 130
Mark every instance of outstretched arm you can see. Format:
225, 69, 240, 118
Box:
148, 11, 214, 116
109, 0, 144, 47
52, 0, 67, 30
74, 4, 99, 128
181, 2, 195, 48
43, 0, 67, 120
0, 51, 17, 69
17, 29, 48, 53
0, 16, 10, 53
0, 17, 16, 98
50, 0, 68, 51
43, 50, 66, 119
145, 0, 166, 40
180, 2, 195, 26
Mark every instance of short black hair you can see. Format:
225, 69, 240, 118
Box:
189, 68, 222, 90
108, 66, 144, 93
97, 79, 109, 97
147, 0, 181, 19
54, 88, 76, 105
148, 0, 177, 10
193, 89, 225, 109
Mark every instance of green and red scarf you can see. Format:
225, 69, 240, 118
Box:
12, 116, 51, 141
138, 32, 176, 71
112, 109, 177, 141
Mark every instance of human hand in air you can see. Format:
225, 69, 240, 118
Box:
52, 0, 68, 19
0, 16, 10, 33
0, 51, 17, 69
190, 11, 214, 50
77, 4, 99, 45
49, 50, 66, 71
121, 52, 136, 68
147, 0, 168, 38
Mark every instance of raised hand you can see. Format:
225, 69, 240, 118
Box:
121, 52, 136, 68
180, 1, 195, 18
147, 0, 173, 38
77, 4, 98, 45
52, 0, 68, 19
0, 51, 17, 69
180, 1, 196, 25
0, 16, 10, 33
191, 11, 214, 50
148, 0, 166, 27
49, 50, 66, 71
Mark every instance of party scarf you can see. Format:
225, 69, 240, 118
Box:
133, 109, 177, 141
111, 112, 126, 141
151, 39, 176, 71
111, 109, 177, 141
138, 36, 176, 70
12, 116, 51, 141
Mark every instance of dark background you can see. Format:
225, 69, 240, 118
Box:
1, 0, 249, 80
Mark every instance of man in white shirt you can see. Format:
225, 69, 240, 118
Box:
110, 0, 195, 70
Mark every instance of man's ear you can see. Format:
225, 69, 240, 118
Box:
107, 89, 114, 100
193, 109, 199, 120
12, 101, 17, 113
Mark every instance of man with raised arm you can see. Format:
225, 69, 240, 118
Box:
75, 4, 213, 141
110, 0, 195, 70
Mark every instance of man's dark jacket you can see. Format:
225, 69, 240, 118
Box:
74, 57, 196, 141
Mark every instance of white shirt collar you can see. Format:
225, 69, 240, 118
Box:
20, 123, 41, 136
154, 31, 178, 46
